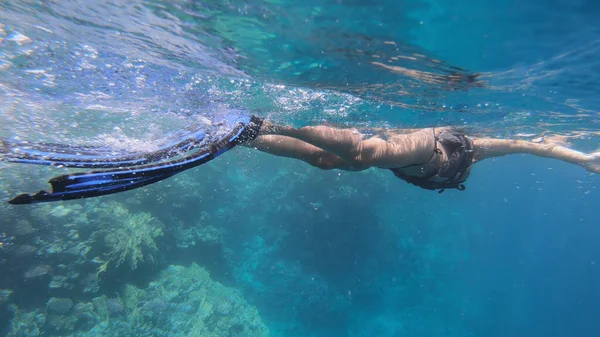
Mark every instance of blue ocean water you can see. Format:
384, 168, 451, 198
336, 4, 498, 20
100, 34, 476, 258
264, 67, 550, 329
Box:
0, 1, 599, 337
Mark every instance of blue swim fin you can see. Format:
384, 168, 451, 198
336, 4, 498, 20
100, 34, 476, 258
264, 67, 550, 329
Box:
1, 126, 207, 168
8, 115, 263, 204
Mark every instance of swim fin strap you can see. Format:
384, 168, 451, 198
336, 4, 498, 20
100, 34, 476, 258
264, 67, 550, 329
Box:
8, 115, 263, 205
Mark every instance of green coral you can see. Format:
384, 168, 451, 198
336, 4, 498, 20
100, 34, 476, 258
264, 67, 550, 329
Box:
7, 306, 45, 337
91, 201, 163, 270
120, 263, 270, 337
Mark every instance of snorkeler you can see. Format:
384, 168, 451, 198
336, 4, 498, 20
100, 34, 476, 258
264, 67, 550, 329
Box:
247, 119, 600, 191
2, 114, 599, 204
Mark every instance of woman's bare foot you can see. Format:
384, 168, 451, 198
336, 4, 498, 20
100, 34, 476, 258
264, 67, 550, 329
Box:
584, 152, 600, 174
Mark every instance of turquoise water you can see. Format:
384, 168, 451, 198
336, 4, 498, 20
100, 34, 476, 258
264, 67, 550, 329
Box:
0, 0, 599, 336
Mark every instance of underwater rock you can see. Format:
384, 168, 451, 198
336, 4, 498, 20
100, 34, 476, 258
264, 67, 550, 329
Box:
124, 197, 141, 205
46, 297, 74, 315
72, 302, 94, 319
140, 297, 169, 315
113, 263, 270, 337
216, 300, 233, 315
71, 302, 97, 330
45, 313, 78, 334
49, 205, 74, 218
48, 275, 70, 290
196, 225, 221, 244
8, 297, 114, 337
7, 308, 46, 337
175, 225, 222, 248
11, 220, 37, 236
92, 296, 109, 324
83, 273, 100, 293
174, 212, 222, 248
24, 264, 51, 279
13, 244, 37, 257
105, 297, 124, 316
0, 289, 12, 305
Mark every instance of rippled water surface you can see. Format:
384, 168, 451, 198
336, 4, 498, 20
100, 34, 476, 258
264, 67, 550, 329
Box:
2, 0, 600, 146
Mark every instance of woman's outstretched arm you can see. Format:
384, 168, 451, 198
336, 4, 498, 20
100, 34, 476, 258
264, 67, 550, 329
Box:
472, 138, 600, 174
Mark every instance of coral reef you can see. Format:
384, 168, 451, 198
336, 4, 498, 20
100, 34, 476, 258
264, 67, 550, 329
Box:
0, 289, 13, 336
0, 289, 12, 305
117, 264, 269, 337
171, 211, 221, 248
46, 297, 74, 315
0, 149, 481, 337
92, 202, 164, 270
6, 264, 269, 337
1, 199, 166, 295
7, 308, 46, 337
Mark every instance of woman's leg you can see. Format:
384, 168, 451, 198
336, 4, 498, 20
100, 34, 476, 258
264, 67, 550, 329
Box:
472, 138, 600, 173
258, 120, 435, 168
245, 135, 362, 171
259, 120, 365, 162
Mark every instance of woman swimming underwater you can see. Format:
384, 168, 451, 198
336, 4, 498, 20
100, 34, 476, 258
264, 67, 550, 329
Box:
2, 114, 599, 204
